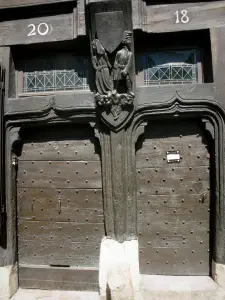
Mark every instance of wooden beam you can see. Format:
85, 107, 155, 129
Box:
0, 0, 74, 9
136, 84, 215, 107
0, 13, 73, 46
19, 265, 99, 290
145, 1, 225, 33
210, 27, 225, 109
0, 60, 4, 240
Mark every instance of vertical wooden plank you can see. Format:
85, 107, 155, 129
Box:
17, 125, 104, 289
0, 61, 5, 240
0, 47, 15, 105
8, 51, 16, 98
136, 120, 210, 275
210, 27, 225, 109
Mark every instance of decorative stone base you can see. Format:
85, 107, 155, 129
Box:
212, 260, 225, 289
99, 237, 142, 300
0, 264, 18, 300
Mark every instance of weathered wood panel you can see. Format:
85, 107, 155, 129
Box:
19, 266, 98, 291
139, 247, 209, 275
17, 125, 104, 289
18, 188, 103, 222
136, 84, 215, 107
18, 220, 104, 267
0, 61, 4, 241
20, 139, 100, 161
18, 188, 102, 209
19, 240, 100, 264
18, 221, 104, 243
136, 142, 209, 168
0, 13, 73, 46
137, 167, 209, 184
18, 238, 102, 266
0, 0, 74, 9
136, 120, 210, 275
138, 194, 210, 209
137, 181, 209, 195
210, 27, 225, 109
146, 1, 225, 33
17, 161, 102, 189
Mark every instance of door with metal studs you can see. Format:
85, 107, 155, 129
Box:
17, 124, 104, 290
136, 120, 211, 275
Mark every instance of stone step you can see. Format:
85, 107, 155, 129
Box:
141, 275, 225, 300
10, 289, 99, 300
9, 276, 225, 300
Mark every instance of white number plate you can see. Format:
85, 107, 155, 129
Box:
166, 151, 180, 163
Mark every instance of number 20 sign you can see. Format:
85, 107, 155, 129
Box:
27, 23, 53, 37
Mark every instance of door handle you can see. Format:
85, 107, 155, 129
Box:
201, 193, 207, 203
58, 200, 61, 214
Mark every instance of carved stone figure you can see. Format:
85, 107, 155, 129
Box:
113, 31, 134, 96
92, 39, 113, 96
90, 10, 135, 130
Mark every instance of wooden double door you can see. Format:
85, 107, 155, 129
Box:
17, 124, 104, 290
16, 119, 212, 290
136, 120, 211, 275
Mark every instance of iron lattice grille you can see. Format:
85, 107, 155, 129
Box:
22, 57, 89, 93
144, 49, 198, 85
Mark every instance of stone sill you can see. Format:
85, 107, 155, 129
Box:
141, 275, 218, 291
11, 276, 224, 300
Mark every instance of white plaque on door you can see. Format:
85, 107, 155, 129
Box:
166, 150, 180, 163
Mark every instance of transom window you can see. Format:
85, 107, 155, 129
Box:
18, 54, 89, 94
144, 49, 197, 85
136, 48, 202, 86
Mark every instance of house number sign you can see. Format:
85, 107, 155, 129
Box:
166, 150, 180, 163
175, 10, 190, 24
27, 23, 53, 36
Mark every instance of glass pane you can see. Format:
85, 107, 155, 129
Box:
22, 55, 89, 93
144, 49, 198, 86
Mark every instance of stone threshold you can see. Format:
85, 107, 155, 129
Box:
141, 275, 225, 300
10, 290, 99, 300
142, 275, 218, 291
9, 276, 225, 300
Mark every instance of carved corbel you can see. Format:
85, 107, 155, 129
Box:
88, 1, 135, 132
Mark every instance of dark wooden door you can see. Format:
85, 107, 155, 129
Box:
136, 120, 211, 275
17, 124, 104, 290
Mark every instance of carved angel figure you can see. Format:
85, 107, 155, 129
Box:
113, 31, 133, 95
92, 39, 113, 95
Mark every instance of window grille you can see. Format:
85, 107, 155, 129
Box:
22, 56, 89, 93
143, 49, 198, 86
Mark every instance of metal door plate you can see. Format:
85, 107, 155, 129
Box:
166, 150, 180, 163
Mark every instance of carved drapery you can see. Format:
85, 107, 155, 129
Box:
88, 0, 135, 132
